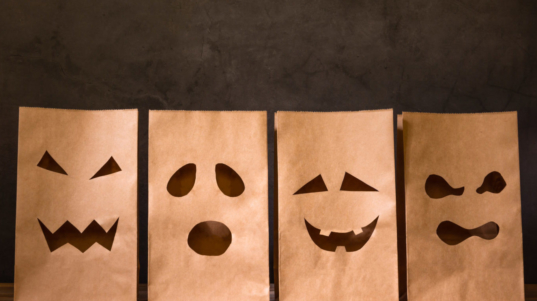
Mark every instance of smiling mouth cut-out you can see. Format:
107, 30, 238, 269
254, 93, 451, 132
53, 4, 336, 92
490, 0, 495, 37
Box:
304, 216, 379, 252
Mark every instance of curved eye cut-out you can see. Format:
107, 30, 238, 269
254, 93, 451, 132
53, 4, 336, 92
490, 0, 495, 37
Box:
476, 171, 506, 194
37, 151, 67, 175
215, 163, 245, 197
425, 175, 464, 199
167, 163, 196, 197
437, 221, 499, 245
90, 157, 122, 180
187, 221, 232, 256
340, 172, 378, 192
294, 175, 328, 195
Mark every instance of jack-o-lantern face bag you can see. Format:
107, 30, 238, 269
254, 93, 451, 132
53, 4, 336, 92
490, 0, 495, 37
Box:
403, 112, 524, 301
275, 110, 399, 301
15, 108, 138, 301
148, 111, 269, 300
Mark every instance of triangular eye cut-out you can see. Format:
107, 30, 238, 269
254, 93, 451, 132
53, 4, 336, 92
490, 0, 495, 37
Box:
90, 157, 122, 179
294, 175, 328, 195
37, 151, 68, 175
340, 172, 378, 192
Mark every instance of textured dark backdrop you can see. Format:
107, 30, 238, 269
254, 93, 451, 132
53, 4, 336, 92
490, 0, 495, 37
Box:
1, 0, 536, 285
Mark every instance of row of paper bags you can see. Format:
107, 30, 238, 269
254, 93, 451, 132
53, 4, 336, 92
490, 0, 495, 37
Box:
15, 107, 524, 300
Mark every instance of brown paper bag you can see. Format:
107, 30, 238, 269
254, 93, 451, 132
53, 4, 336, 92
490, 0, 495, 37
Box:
275, 110, 399, 300
148, 111, 269, 300
403, 112, 525, 301
15, 107, 138, 301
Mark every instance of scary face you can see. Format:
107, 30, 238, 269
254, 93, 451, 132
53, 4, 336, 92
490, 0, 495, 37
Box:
36, 151, 122, 253
276, 110, 399, 300
15, 108, 138, 301
148, 111, 268, 301
403, 112, 524, 301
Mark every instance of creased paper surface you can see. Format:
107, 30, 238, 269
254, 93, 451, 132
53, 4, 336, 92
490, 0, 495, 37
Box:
148, 111, 269, 301
15, 107, 138, 301
403, 112, 524, 301
276, 110, 399, 300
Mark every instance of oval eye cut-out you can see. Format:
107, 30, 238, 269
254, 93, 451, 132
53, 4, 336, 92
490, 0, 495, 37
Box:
90, 157, 122, 179
167, 163, 196, 197
37, 151, 68, 175
340, 172, 378, 192
425, 175, 464, 199
294, 175, 328, 195
476, 171, 506, 194
215, 163, 245, 197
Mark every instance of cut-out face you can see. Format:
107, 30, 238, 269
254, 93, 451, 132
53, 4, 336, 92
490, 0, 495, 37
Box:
36, 151, 121, 253
15, 108, 138, 301
167, 163, 243, 256
425, 172, 504, 245
403, 112, 524, 301
148, 111, 268, 301
276, 111, 398, 300
295, 173, 379, 252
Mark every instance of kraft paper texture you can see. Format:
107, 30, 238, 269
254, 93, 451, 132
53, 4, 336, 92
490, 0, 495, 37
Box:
15, 108, 138, 301
148, 111, 269, 301
276, 110, 399, 300
403, 112, 525, 301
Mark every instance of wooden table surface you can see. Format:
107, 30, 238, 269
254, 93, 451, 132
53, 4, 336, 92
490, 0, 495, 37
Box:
1, 284, 535, 300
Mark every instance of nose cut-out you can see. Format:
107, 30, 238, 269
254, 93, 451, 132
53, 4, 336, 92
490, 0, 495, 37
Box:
167, 163, 196, 197
294, 175, 328, 195
215, 164, 245, 197
37, 151, 68, 175
477, 171, 506, 194
437, 221, 499, 245
425, 175, 464, 199
188, 221, 232, 256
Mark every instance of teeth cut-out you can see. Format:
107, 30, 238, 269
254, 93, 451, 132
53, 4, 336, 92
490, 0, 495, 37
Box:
37, 151, 68, 175
90, 157, 122, 179
320, 229, 331, 236
425, 175, 464, 199
304, 217, 379, 252
294, 175, 328, 195
38, 218, 119, 253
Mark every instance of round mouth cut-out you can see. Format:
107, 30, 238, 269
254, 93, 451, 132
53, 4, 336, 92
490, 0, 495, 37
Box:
187, 221, 232, 256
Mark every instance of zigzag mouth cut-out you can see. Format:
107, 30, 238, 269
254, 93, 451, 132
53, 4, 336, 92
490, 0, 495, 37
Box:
38, 218, 119, 253
304, 216, 379, 252
436, 220, 499, 245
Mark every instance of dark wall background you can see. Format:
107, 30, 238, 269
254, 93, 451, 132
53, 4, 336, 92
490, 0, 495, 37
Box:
1, 0, 536, 284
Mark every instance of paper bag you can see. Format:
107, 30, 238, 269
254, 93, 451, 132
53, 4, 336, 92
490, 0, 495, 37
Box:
403, 112, 525, 301
15, 107, 138, 301
275, 110, 399, 300
148, 111, 269, 300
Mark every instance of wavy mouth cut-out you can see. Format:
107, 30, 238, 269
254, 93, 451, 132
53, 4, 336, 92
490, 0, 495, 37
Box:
188, 221, 232, 256
304, 216, 379, 252
436, 220, 499, 245
38, 218, 119, 253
